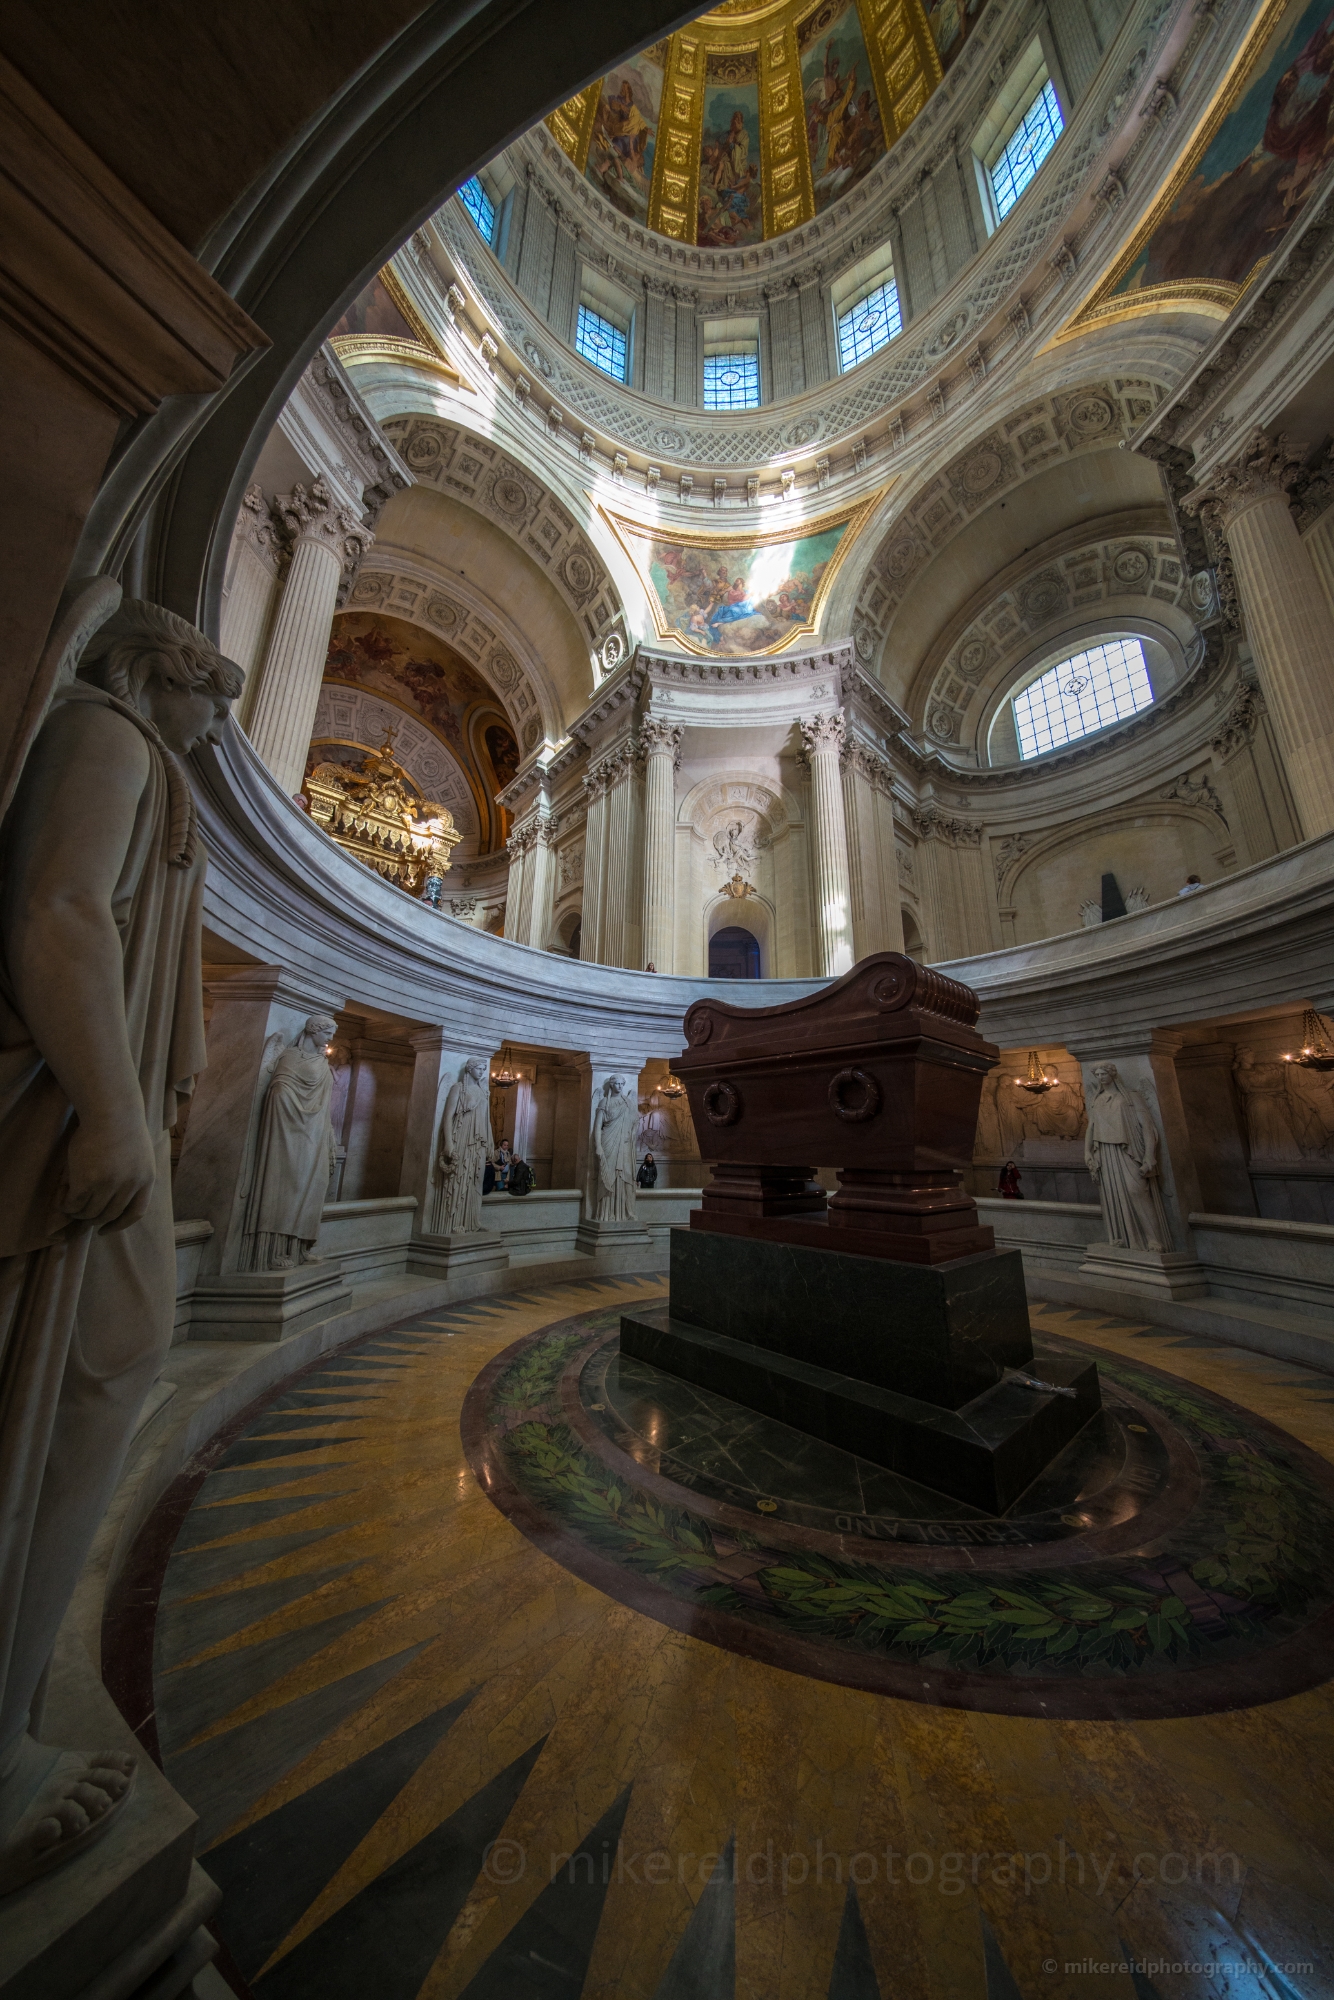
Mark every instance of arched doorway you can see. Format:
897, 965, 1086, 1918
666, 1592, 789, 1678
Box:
902, 908, 925, 959
709, 926, 761, 978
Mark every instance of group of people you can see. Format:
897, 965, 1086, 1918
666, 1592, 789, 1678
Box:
483, 1138, 535, 1197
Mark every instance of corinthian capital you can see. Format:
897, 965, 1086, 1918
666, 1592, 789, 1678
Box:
639, 717, 683, 763
1183, 429, 1305, 529
799, 709, 846, 756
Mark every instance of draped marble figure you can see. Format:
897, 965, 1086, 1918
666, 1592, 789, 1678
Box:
1083, 1063, 1174, 1251
592, 1074, 638, 1222
242, 1016, 338, 1269
0, 591, 240, 1893
434, 1056, 493, 1233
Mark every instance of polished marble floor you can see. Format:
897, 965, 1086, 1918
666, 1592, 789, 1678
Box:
109, 1274, 1334, 1999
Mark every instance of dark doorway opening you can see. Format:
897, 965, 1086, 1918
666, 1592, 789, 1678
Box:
709, 925, 761, 979
567, 919, 582, 959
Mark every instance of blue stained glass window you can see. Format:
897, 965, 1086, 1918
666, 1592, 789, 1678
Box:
837, 279, 903, 372
459, 176, 496, 244
990, 78, 1063, 220
703, 351, 760, 410
575, 304, 628, 382
1012, 638, 1154, 760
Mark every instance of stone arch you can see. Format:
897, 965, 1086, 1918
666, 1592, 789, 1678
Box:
836, 379, 1172, 679
345, 550, 560, 752
998, 801, 1234, 947
376, 411, 629, 666
705, 893, 774, 978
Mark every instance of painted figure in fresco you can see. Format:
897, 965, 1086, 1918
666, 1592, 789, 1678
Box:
605, 77, 650, 177
1084, 1064, 1173, 1252
1265, 9, 1334, 212
1118, 2, 1334, 296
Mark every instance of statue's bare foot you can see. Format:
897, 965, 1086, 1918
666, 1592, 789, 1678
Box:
0, 1738, 136, 1896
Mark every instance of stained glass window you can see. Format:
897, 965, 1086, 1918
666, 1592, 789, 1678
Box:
703, 351, 760, 410
837, 279, 903, 372
989, 77, 1063, 220
459, 176, 496, 244
575, 304, 628, 382
1013, 638, 1154, 759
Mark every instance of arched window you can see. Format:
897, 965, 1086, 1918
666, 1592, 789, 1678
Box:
1011, 637, 1155, 760
709, 926, 761, 979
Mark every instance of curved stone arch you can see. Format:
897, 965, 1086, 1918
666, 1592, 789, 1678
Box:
995, 798, 1233, 918
908, 513, 1195, 757
375, 410, 631, 663
826, 378, 1173, 669
346, 551, 562, 753
676, 771, 804, 836
704, 891, 775, 979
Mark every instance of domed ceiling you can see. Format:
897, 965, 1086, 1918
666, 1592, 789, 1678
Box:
545, 0, 977, 248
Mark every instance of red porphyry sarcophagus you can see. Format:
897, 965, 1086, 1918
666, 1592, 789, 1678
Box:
676, 952, 998, 1265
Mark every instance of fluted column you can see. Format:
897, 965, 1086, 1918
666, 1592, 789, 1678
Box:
245, 477, 372, 795
600, 749, 641, 969
579, 767, 609, 964
528, 818, 557, 950
221, 485, 286, 710
640, 718, 682, 972
505, 822, 535, 941
1187, 431, 1334, 840
799, 711, 854, 977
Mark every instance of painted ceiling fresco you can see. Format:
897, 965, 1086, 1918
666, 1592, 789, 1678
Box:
605, 493, 881, 657
1088, 0, 1334, 320
321, 613, 520, 850
546, 0, 949, 246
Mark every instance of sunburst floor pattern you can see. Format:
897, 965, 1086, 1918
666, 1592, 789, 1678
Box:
110, 1274, 1334, 1999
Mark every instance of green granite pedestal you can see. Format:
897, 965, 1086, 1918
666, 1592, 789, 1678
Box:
620, 1228, 1101, 1515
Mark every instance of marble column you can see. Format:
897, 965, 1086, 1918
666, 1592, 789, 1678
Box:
527, 817, 557, 951
799, 710, 854, 977
600, 747, 643, 970
245, 478, 372, 794
579, 767, 610, 963
505, 822, 535, 942
1067, 1031, 1209, 1301
1187, 431, 1334, 841
171, 965, 353, 1338
221, 485, 286, 713
641, 718, 682, 972
400, 1028, 506, 1280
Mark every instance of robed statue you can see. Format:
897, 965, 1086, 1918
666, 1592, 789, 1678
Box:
592, 1074, 638, 1223
242, 1015, 339, 1269
1084, 1063, 1174, 1252
433, 1056, 493, 1234
0, 592, 241, 1892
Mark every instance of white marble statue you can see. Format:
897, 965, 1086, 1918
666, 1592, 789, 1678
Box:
592, 1074, 638, 1223
242, 1016, 338, 1269
1084, 1063, 1174, 1251
434, 1056, 493, 1233
0, 593, 240, 1893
